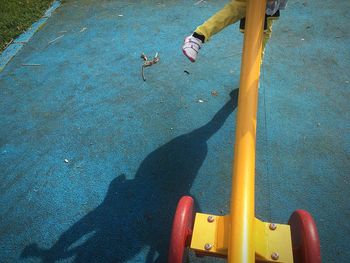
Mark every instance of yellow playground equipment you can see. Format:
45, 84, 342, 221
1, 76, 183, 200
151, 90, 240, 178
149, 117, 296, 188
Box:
168, 0, 321, 262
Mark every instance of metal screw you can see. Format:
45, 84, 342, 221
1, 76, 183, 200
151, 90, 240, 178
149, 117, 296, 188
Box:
204, 243, 213, 251
269, 223, 277, 230
207, 215, 215, 223
271, 252, 279, 260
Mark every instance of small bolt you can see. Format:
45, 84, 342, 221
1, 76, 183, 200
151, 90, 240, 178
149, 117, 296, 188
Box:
207, 216, 215, 223
271, 252, 279, 260
269, 223, 277, 230
204, 243, 212, 251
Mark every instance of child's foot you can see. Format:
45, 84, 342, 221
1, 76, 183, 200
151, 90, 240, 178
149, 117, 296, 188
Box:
182, 35, 202, 62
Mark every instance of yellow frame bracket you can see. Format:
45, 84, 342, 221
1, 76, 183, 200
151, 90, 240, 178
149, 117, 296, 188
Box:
190, 213, 294, 262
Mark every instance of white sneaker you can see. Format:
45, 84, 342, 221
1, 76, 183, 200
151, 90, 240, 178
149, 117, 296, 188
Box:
182, 35, 202, 62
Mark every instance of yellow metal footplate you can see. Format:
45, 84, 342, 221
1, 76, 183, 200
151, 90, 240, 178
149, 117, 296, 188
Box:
190, 213, 294, 262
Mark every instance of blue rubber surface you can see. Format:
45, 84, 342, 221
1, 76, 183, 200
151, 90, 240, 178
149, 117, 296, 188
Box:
0, 43, 24, 71
0, 0, 349, 262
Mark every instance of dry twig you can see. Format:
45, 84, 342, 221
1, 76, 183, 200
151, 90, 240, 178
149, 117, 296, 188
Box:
141, 52, 160, 81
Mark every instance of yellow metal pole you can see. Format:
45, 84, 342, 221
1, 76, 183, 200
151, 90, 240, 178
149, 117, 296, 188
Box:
228, 0, 266, 262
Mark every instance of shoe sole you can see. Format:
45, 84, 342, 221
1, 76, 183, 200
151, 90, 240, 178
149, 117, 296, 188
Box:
182, 49, 195, 63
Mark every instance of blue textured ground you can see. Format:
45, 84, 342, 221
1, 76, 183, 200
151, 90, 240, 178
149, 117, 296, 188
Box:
0, 0, 349, 262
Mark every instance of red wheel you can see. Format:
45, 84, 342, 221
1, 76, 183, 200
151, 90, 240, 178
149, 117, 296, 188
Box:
168, 196, 195, 263
288, 210, 321, 263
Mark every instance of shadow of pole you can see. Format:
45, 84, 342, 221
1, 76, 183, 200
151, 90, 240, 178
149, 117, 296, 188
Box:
21, 89, 239, 263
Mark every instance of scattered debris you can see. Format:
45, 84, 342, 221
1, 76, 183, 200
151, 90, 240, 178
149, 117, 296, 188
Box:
140, 52, 160, 81
211, 90, 218, 97
141, 53, 148, 61
194, 0, 205, 5
22, 64, 41, 67
184, 70, 190, 75
64, 159, 69, 163
80, 27, 87, 32
48, 35, 64, 45
4, 38, 14, 50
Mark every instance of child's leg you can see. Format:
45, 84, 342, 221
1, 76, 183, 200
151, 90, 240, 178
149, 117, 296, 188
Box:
195, 0, 247, 42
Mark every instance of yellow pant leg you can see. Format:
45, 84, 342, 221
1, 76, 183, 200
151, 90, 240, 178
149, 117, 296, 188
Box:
195, 0, 247, 41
